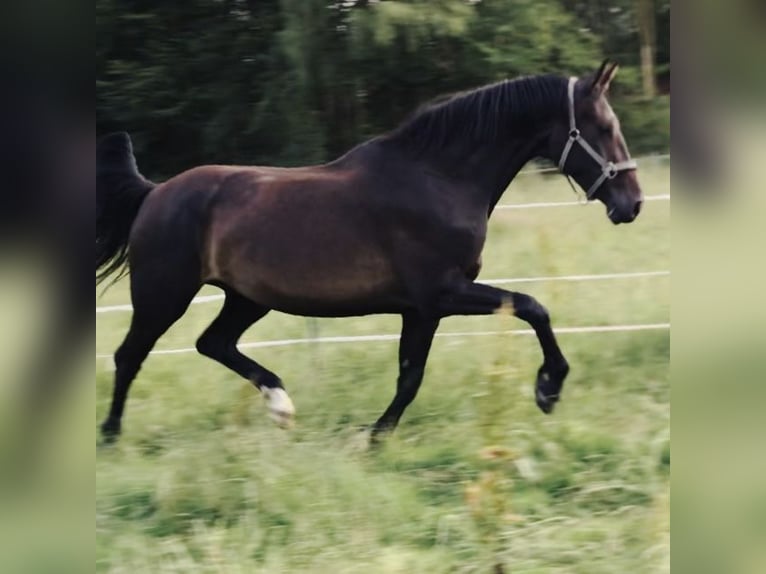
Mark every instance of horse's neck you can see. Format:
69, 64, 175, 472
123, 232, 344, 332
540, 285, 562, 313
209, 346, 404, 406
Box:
483, 136, 548, 209
429, 129, 550, 210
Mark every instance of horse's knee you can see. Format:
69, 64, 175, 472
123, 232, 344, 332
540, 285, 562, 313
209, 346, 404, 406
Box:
512, 293, 549, 324
395, 367, 426, 405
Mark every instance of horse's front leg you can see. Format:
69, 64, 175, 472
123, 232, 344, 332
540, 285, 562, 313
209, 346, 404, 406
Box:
438, 282, 569, 413
370, 312, 440, 442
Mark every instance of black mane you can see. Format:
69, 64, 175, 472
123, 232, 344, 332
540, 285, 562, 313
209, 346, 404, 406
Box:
386, 74, 567, 154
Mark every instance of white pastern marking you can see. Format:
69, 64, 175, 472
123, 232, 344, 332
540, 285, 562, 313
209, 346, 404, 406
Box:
261, 387, 295, 428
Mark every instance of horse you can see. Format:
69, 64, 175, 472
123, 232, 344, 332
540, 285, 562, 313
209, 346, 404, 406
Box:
97, 60, 643, 443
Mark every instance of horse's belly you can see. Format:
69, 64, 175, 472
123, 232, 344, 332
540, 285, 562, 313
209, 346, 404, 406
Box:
234, 279, 408, 317
217, 247, 406, 315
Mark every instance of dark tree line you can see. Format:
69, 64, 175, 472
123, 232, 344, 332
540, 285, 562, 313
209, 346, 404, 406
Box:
97, 0, 669, 179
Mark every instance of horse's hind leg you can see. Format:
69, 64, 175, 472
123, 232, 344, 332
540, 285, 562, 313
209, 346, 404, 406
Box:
100, 265, 199, 442
195, 289, 294, 427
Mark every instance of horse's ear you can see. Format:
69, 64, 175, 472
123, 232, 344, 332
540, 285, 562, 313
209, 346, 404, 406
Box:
591, 59, 619, 96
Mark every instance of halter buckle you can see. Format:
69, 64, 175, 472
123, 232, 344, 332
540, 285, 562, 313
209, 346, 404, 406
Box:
568, 128, 580, 139
606, 163, 618, 179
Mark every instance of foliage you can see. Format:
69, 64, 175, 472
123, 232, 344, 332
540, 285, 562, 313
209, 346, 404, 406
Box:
614, 95, 670, 156
97, 0, 669, 176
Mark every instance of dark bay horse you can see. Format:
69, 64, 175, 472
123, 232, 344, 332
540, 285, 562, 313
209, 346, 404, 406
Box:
97, 61, 643, 442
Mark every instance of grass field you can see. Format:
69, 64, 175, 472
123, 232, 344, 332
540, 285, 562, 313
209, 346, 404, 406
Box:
96, 163, 670, 573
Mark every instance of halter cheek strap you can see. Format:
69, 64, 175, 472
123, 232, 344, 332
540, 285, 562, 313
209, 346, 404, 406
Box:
558, 77, 637, 199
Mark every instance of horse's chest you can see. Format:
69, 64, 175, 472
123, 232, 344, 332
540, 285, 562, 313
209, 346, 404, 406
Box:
395, 212, 487, 279
442, 217, 488, 265
465, 255, 483, 281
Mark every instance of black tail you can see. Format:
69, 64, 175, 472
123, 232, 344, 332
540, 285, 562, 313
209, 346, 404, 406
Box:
96, 132, 155, 285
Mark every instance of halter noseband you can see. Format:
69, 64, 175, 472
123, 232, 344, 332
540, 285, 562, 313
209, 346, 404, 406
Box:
558, 77, 637, 199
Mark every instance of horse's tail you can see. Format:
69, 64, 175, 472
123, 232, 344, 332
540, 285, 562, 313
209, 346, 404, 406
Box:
96, 132, 156, 285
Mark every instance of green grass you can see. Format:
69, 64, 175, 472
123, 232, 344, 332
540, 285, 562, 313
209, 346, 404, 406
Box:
96, 164, 670, 573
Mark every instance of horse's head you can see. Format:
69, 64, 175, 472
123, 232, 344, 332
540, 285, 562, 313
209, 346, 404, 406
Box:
549, 60, 643, 224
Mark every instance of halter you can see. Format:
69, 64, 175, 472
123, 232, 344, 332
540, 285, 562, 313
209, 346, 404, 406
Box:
558, 77, 637, 199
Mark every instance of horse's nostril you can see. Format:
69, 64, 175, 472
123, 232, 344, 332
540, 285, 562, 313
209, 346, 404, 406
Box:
633, 200, 643, 218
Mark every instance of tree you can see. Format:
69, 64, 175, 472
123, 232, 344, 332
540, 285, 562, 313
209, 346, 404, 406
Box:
636, 0, 656, 97
97, 0, 669, 178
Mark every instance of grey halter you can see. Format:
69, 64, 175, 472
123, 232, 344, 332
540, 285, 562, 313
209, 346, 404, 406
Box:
558, 77, 637, 199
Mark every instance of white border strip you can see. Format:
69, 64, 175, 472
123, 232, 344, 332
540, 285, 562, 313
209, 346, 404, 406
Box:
96, 322, 669, 359
95, 270, 669, 314
496, 193, 669, 210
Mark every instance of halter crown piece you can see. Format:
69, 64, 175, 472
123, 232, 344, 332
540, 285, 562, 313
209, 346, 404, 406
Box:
558, 77, 637, 199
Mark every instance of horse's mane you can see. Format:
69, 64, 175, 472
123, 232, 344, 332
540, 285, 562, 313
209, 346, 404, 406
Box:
385, 74, 567, 155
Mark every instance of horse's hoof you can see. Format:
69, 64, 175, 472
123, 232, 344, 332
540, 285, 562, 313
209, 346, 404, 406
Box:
100, 420, 121, 444
368, 423, 395, 449
534, 362, 567, 414
262, 387, 295, 428
348, 427, 373, 453
535, 386, 558, 414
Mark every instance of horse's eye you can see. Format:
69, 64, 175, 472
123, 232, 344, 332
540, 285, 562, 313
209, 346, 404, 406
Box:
599, 125, 612, 136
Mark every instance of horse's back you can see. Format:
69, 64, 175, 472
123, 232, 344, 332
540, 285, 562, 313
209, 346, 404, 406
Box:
130, 163, 322, 238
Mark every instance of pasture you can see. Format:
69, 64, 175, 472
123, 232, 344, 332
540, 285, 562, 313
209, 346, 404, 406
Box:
96, 162, 670, 573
